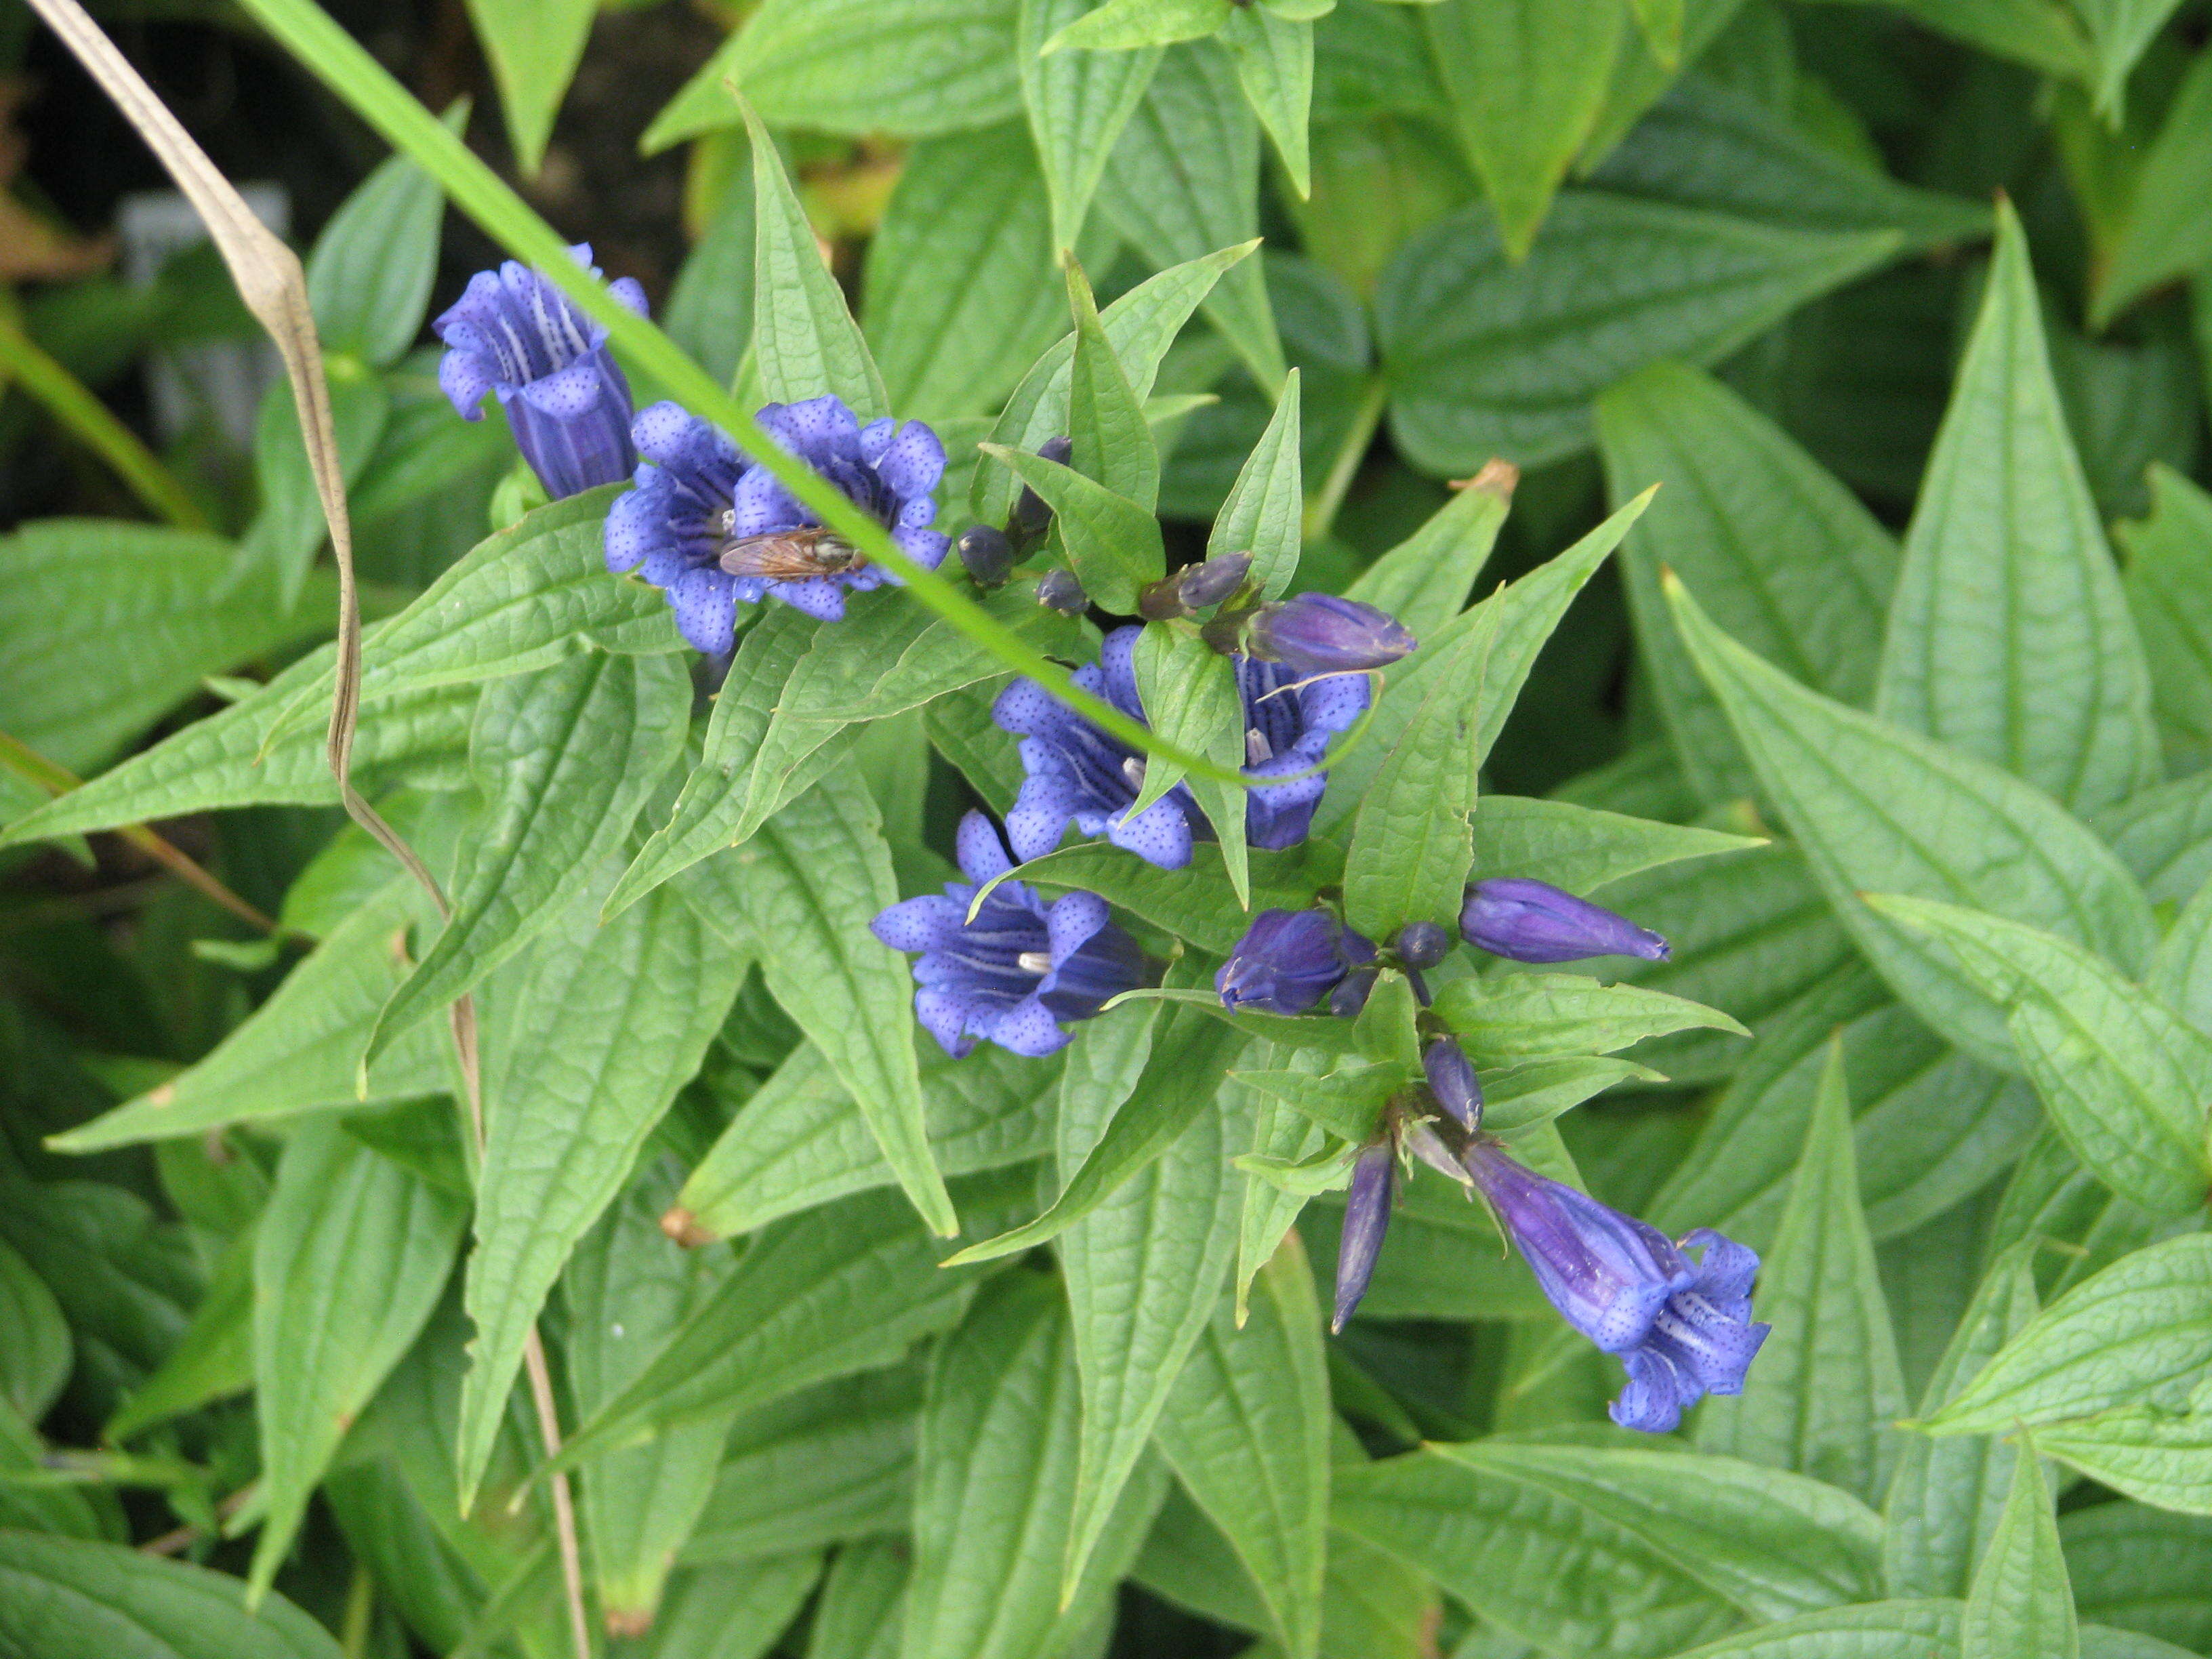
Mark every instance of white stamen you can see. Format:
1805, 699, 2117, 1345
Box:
718, 507, 737, 535
1121, 756, 1147, 790
1017, 951, 1054, 975
1246, 726, 1273, 765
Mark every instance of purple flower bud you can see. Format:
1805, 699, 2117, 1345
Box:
1334, 1140, 1396, 1331
1459, 878, 1671, 964
1179, 552, 1252, 611
1422, 1037, 1481, 1130
1462, 1140, 1767, 1433
871, 812, 1144, 1059
1395, 921, 1451, 970
1215, 909, 1376, 1017
1250, 594, 1416, 678
1010, 435, 1072, 543
434, 243, 647, 501
1329, 968, 1378, 1019
958, 524, 1016, 586
1037, 569, 1087, 614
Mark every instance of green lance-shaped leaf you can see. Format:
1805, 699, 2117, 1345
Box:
304, 108, 456, 367
1374, 194, 1901, 475
1059, 1019, 1248, 1594
0, 1238, 68, 1425
644, 0, 1023, 152
972, 238, 1255, 525
682, 1368, 920, 1565
2032, 1408, 2212, 1519
1334, 1441, 1882, 1658
1235, 1059, 1401, 1145
1885, 1242, 2043, 1597
2117, 464, 2212, 766
1339, 470, 1511, 644
808, 1539, 910, 1659
1153, 1233, 1331, 1659
1044, 0, 1231, 52
369, 649, 690, 1061
0, 1532, 346, 1659
944, 996, 1249, 1265
1420, 0, 1629, 259
462, 0, 594, 174
1648, 1600, 1967, 1657
1221, 7, 1313, 199
1067, 255, 1161, 510
864, 122, 1064, 421
51, 880, 451, 1153
563, 1165, 735, 1630
1877, 201, 2158, 815
714, 771, 956, 1234
1210, 367, 1303, 599
1927, 1233, 2212, 1436
1020, 0, 1164, 249
1698, 1039, 1909, 1505
0, 643, 473, 853
901, 1276, 1168, 1659
1595, 359, 1898, 807
248, 1120, 468, 1601
1869, 895, 2212, 1219
0, 520, 347, 776
1663, 569, 2156, 1073
2062, 1501, 2212, 1647
2098, 52, 2212, 325
552, 1170, 1027, 1473
744, 102, 888, 419
1128, 623, 1249, 903
1340, 490, 1650, 935
1465, 795, 1764, 897
453, 876, 748, 1515
1963, 1439, 2078, 1659
628, 1555, 826, 1659
981, 443, 1164, 614
258, 488, 681, 754
1097, 41, 1286, 391
105, 1229, 255, 1442
672, 1040, 1063, 1242
1433, 974, 1745, 1067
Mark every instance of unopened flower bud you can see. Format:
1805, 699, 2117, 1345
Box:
958, 524, 1016, 586
1422, 1036, 1481, 1130
1010, 435, 1073, 544
1216, 909, 1376, 1017
1036, 569, 1087, 614
1334, 1141, 1395, 1331
1250, 593, 1416, 677
1137, 577, 1189, 621
1179, 551, 1252, 611
1460, 878, 1670, 965
1328, 968, 1378, 1019
1395, 920, 1451, 970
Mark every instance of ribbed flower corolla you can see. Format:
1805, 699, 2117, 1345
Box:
1237, 653, 1368, 851
869, 812, 1143, 1059
1250, 593, 1416, 677
1462, 1140, 1767, 1433
1215, 909, 1376, 1017
1334, 1142, 1396, 1332
434, 243, 645, 500
1460, 878, 1671, 964
604, 394, 947, 653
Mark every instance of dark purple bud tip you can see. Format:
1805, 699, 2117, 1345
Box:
1329, 968, 1378, 1019
1010, 435, 1074, 543
1178, 552, 1253, 611
1216, 908, 1376, 1017
1334, 1141, 1396, 1332
1394, 921, 1451, 970
1036, 569, 1088, 615
958, 525, 1016, 587
1038, 435, 1073, 466
1459, 878, 1671, 965
1422, 1037, 1481, 1130
1250, 593, 1416, 678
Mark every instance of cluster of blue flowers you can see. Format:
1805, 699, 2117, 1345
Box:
437, 251, 1763, 1433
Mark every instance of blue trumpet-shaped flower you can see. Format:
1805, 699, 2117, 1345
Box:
870, 812, 1144, 1059
1237, 653, 1368, 851
1462, 1140, 1767, 1433
605, 394, 949, 653
993, 626, 1197, 869
994, 628, 1364, 865
1215, 908, 1376, 1017
1460, 878, 1671, 965
434, 243, 645, 501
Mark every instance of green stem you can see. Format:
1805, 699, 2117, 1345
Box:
0, 314, 211, 531
1303, 375, 1387, 546
230, 0, 1250, 789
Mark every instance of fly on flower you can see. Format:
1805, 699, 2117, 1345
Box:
716, 522, 865, 582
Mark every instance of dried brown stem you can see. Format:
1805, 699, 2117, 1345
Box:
21, 4, 594, 1651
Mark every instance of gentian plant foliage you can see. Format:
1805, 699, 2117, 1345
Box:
9, 0, 2212, 1654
